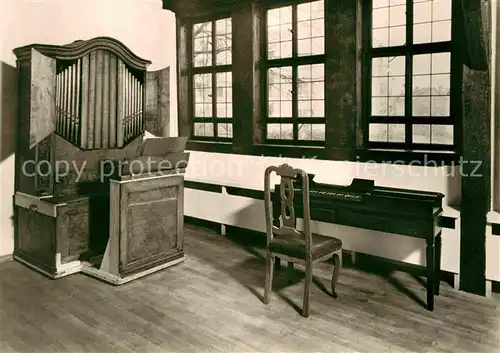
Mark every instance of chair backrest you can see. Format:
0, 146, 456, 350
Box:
264, 164, 312, 250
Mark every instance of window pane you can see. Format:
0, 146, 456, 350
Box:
413, 124, 453, 145
297, 64, 324, 117
371, 56, 405, 116
369, 123, 405, 142
193, 74, 213, 117
267, 6, 293, 59
413, 124, 431, 143
297, 0, 325, 56
298, 124, 325, 141
193, 22, 212, 67
268, 67, 293, 118
414, 0, 451, 44
369, 123, 388, 142
217, 123, 233, 138
267, 123, 293, 140
372, 1, 406, 48
412, 52, 450, 116
431, 124, 453, 145
194, 123, 214, 137
215, 18, 232, 65
388, 123, 405, 142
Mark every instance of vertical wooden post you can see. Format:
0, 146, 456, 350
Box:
459, 1, 491, 296
324, 0, 357, 159
232, 1, 262, 152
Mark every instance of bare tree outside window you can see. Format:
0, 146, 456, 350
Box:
368, 0, 454, 148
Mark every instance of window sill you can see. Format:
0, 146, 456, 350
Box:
184, 139, 461, 165
356, 148, 461, 165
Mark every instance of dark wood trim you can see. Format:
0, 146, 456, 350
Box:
325, 0, 357, 152
177, 17, 191, 138
459, 1, 491, 296
492, 223, 500, 236
225, 187, 264, 200
439, 216, 456, 230
184, 181, 222, 193
493, 281, 500, 293
232, 1, 262, 153
186, 140, 233, 153
184, 216, 221, 232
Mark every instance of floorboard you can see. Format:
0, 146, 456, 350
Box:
0, 224, 499, 353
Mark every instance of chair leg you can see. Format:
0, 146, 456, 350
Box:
264, 252, 274, 304
331, 252, 341, 298
302, 261, 313, 317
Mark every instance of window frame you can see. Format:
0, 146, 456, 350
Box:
361, 0, 462, 153
189, 14, 233, 142
175, 0, 465, 165
260, 0, 327, 146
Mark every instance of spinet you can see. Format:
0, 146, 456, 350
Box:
271, 175, 444, 311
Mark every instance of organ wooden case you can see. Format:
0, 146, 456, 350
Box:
12, 37, 189, 284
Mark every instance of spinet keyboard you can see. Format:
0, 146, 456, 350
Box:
305, 189, 364, 202
271, 175, 444, 311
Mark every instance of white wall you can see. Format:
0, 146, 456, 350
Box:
0, 0, 177, 257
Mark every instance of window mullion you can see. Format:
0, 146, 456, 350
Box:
212, 20, 217, 138
292, 4, 298, 141
404, 0, 413, 147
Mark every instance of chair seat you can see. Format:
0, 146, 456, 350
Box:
268, 233, 342, 261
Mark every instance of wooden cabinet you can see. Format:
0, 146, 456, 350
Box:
82, 172, 186, 284
14, 193, 89, 278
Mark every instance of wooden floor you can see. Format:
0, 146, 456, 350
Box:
1, 224, 499, 353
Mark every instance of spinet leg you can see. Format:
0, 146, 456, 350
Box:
435, 233, 442, 296
274, 258, 281, 271
426, 238, 436, 311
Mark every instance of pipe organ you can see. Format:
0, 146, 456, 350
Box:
55, 51, 146, 149
13, 37, 188, 284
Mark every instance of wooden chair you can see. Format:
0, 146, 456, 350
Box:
263, 163, 342, 317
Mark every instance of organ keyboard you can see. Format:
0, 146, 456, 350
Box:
272, 175, 445, 311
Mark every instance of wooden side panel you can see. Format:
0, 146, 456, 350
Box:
56, 198, 90, 263
118, 175, 184, 276
15, 207, 57, 273
145, 67, 170, 137
17, 61, 37, 194
29, 49, 56, 149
